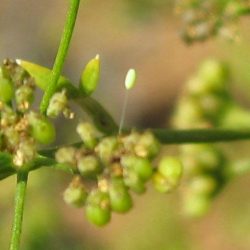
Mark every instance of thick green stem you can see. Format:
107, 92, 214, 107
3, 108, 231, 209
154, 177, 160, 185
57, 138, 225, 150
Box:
40, 0, 81, 114
9, 171, 29, 250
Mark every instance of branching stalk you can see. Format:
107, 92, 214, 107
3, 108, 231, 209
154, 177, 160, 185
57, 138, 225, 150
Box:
40, 0, 81, 114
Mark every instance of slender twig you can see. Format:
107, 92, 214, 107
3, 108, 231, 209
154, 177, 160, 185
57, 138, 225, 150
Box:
40, 0, 81, 114
9, 171, 28, 250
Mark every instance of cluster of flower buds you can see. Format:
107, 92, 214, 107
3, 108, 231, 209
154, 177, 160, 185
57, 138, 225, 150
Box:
0, 59, 56, 170
56, 122, 183, 226
176, 0, 250, 43
172, 59, 229, 217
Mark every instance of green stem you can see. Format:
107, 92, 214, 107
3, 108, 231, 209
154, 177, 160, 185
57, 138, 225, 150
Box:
152, 128, 250, 144
9, 171, 29, 250
40, 0, 81, 114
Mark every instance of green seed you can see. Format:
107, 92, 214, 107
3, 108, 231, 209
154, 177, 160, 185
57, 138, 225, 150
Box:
183, 193, 211, 218
0, 76, 14, 103
158, 156, 183, 187
152, 172, 175, 193
76, 122, 99, 149
85, 189, 111, 226
188, 176, 217, 196
123, 169, 146, 194
121, 155, 153, 182
77, 155, 102, 177
80, 55, 100, 96
109, 178, 133, 213
134, 131, 160, 159
55, 147, 76, 165
197, 60, 228, 94
28, 112, 56, 144
173, 97, 206, 129
96, 136, 118, 164
64, 177, 88, 207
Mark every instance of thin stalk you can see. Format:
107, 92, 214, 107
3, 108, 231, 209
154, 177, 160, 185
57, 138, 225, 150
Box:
9, 171, 29, 250
119, 90, 129, 135
40, 0, 81, 114
152, 128, 250, 144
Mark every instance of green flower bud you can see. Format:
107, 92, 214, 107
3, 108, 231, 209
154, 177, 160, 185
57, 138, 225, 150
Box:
85, 189, 111, 226
109, 178, 133, 213
134, 131, 160, 159
4, 126, 20, 149
122, 132, 141, 152
28, 112, 56, 144
96, 136, 118, 164
173, 97, 207, 129
121, 155, 153, 181
183, 193, 211, 218
64, 177, 88, 207
16, 138, 37, 166
0, 74, 14, 103
55, 147, 76, 165
76, 122, 99, 149
0, 105, 17, 126
77, 155, 102, 177
123, 169, 146, 194
197, 93, 228, 120
46, 89, 68, 118
158, 156, 183, 187
181, 144, 224, 174
152, 172, 176, 193
219, 104, 250, 129
15, 85, 34, 112
188, 176, 217, 196
80, 55, 100, 96
197, 60, 228, 94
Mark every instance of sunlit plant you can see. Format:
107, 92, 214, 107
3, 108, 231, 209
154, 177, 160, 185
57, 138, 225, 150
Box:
1, 0, 250, 249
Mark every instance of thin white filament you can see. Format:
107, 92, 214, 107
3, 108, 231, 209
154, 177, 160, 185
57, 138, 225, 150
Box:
118, 90, 129, 135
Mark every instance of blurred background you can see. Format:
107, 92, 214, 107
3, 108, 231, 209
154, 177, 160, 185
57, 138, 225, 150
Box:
1, 0, 250, 249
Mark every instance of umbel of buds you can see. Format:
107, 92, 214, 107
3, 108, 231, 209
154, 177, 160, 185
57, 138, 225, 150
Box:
56, 122, 183, 226
0, 59, 58, 170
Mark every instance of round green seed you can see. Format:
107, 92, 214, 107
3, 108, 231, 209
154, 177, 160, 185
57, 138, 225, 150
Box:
77, 155, 102, 177
121, 155, 153, 181
28, 113, 56, 144
85, 189, 111, 226
152, 172, 175, 193
158, 156, 183, 187
109, 178, 133, 213
64, 184, 88, 208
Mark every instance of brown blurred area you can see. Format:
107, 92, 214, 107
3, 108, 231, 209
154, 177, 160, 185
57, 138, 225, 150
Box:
1, 1, 250, 250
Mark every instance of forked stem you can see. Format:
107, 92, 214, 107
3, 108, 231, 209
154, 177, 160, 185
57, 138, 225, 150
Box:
40, 0, 81, 114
